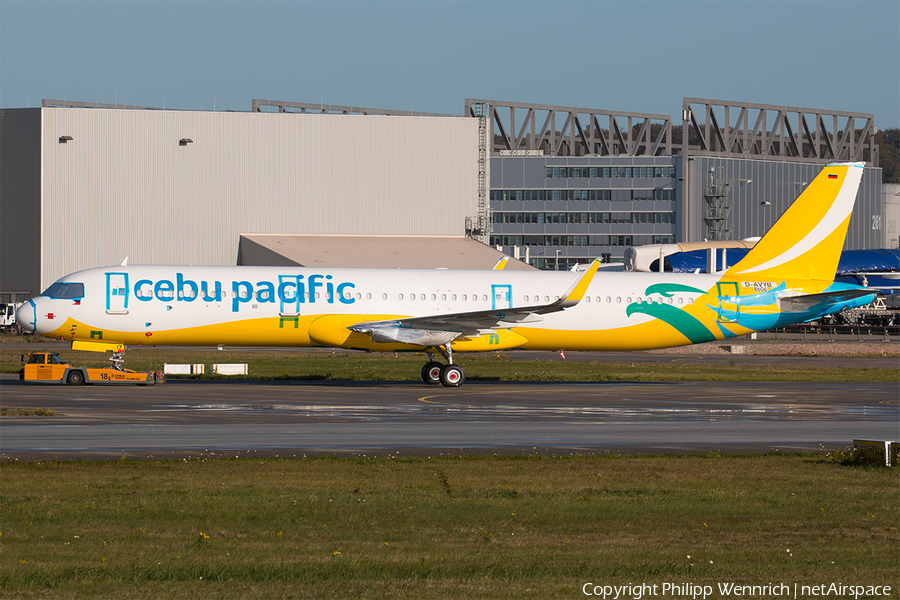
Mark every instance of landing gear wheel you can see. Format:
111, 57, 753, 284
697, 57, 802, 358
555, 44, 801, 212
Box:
421, 361, 444, 385
66, 370, 84, 386
439, 364, 465, 387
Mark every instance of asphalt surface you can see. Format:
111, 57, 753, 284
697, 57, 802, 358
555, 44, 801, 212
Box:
5, 341, 899, 369
1, 373, 897, 461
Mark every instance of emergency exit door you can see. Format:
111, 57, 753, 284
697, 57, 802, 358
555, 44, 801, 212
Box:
491, 284, 513, 311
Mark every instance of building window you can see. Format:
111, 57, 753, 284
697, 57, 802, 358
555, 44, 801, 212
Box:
540, 165, 674, 179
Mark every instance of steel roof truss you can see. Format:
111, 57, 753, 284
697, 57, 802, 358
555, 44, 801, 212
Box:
553, 112, 574, 155
591, 115, 611, 155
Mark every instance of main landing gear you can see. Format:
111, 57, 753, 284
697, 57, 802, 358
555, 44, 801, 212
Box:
420, 344, 465, 387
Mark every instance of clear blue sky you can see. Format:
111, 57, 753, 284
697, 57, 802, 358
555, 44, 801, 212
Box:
2, 0, 898, 127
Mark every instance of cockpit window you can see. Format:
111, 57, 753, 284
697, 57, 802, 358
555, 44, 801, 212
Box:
41, 282, 85, 299
26, 354, 45, 364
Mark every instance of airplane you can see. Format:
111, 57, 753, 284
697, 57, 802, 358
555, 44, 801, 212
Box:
16, 161, 875, 387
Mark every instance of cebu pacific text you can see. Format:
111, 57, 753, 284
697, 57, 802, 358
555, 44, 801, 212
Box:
131, 273, 357, 311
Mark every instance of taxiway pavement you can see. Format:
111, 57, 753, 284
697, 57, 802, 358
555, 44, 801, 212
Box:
1, 374, 896, 460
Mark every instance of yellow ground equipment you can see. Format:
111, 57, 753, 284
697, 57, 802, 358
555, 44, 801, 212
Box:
20, 351, 164, 385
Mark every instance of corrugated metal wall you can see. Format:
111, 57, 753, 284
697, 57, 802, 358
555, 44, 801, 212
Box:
884, 184, 900, 249
0, 108, 42, 299
38, 108, 477, 291
686, 157, 883, 249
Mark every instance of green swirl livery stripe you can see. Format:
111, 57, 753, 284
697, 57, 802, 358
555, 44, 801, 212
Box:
643, 283, 710, 298
625, 303, 717, 344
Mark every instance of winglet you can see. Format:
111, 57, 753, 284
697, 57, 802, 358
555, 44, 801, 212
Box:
492, 256, 510, 271
548, 258, 602, 310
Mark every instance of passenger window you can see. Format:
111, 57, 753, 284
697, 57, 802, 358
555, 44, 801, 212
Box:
27, 354, 45, 364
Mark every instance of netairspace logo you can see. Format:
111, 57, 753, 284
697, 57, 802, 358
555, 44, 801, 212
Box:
581, 582, 893, 599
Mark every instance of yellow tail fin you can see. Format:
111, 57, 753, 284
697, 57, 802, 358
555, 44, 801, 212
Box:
723, 162, 865, 281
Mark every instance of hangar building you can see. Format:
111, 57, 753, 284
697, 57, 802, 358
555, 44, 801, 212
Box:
1, 100, 518, 301
0, 96, 888, 301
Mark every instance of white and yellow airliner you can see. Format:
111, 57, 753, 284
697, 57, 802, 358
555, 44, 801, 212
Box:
16, 162, 875, 386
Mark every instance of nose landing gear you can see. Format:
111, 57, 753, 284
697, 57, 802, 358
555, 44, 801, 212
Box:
420, 344, 466, 387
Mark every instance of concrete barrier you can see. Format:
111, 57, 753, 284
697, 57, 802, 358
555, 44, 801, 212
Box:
212, 363, 248, 375
854, 439, 895, 466
164, 364, 206, 375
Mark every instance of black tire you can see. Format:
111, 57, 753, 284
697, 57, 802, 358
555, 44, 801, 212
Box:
439, 364, 465, 387
421, 361, 443, 385
66, 370, 84, 386
8, 324, 21, 336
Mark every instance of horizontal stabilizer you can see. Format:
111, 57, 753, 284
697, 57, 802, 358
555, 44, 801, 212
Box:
777, 289, 875, 312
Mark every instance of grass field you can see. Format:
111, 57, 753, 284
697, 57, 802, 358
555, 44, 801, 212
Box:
0, 454, 896, 599
2, 347, 898, 383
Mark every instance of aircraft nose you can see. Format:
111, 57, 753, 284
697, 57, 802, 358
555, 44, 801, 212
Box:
15, 300, 37, 334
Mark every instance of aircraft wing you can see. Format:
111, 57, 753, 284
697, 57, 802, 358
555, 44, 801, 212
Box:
349, 259, 601, 346
777, 288, 875, 312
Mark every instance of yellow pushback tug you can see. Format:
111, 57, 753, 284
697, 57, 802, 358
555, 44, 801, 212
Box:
20, 348, 164, 386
